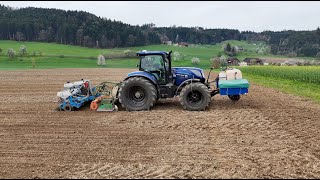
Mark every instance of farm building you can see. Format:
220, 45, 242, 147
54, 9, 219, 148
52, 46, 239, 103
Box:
227, 57, 240, 65
178, 42, 189, 47
243, 58, 264, 65
163, 41, 172, 45
285, 61, 297, 66
239, 62, 248, 66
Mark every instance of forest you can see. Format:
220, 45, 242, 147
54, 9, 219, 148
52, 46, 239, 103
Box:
1, 4, 320, 57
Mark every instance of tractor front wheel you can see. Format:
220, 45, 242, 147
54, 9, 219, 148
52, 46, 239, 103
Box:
179, 82, 211, 111
118, 77, 157, 111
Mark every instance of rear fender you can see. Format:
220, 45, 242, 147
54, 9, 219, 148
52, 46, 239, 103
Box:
175, 79, 203, 96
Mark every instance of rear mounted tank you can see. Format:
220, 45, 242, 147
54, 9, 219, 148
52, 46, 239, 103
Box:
217, 68, 249, 96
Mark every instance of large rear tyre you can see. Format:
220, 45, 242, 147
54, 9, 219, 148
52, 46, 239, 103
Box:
179, 82, 211, 111
118, 77, 157, 111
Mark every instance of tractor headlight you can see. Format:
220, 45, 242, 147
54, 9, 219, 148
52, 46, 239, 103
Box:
190, 69, 203, 78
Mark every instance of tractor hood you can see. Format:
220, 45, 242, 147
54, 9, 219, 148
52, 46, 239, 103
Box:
172, 67, 205, 79
172, 67, 206, 86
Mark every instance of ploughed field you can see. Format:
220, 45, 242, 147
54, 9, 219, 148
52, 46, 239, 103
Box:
0, 68, 320, 178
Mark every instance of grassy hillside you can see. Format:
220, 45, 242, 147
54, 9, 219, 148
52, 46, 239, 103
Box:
0, 40, 316, 70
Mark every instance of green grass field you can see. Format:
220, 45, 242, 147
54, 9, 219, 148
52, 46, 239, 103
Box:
238, 66, 320, 84
1, 40, 313, 70
0, 40, 319, 102
238, 66, 320, 103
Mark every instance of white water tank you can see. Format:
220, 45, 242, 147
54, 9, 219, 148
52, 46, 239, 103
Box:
74, 81, 84, 86
226, 69, 242, 80
64, 82, 74, 89
57, 90, 72, 99
219, 71, 227, 80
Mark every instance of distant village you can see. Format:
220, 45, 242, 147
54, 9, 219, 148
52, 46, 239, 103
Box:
162, 40, 320, 67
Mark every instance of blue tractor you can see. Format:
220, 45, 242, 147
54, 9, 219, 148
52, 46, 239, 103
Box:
117, 50, 249, 111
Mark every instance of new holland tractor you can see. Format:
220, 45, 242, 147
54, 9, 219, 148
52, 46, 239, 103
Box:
116, 50, 249, 111
56, 50, 250, 111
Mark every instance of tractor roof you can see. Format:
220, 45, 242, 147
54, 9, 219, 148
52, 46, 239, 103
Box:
136, 51, 168, 56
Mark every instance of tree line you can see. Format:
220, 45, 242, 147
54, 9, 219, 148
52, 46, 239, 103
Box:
1, 5, 320, 57
0, 5, 161, 48
261, 30, 320, 57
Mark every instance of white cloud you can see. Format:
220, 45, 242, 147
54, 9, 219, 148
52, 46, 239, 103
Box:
0, 1, 319, 32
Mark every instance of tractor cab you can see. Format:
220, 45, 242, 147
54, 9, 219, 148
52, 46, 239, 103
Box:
136, 51, 172, 85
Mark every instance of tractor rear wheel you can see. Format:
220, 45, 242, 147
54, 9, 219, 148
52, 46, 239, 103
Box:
228, 95, 240, 101
179, 82, 211, 111
118, 77, 157, 111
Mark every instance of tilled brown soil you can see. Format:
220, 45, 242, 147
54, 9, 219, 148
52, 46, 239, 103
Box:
0, 68, 320, 179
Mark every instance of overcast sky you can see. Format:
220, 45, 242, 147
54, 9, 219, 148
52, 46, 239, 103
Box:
0, 1, 319, 32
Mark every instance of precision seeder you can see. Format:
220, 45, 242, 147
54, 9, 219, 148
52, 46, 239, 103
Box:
56, 80, 120, 112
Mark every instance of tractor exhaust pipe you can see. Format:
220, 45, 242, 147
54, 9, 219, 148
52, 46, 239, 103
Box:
206, 67, 214, 84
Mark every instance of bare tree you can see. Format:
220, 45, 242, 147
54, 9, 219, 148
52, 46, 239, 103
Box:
83, 36, 94, 47
175, 34, 180, 43
15, 32, 25, 41
19, 45, 27, 56
97, 55, 106, 66
219, 55, 227, 66
100, 35, 108, 48
316, 52, 320, 60
76, 29, 84, 46
7, 48, 16, 58
127, 34, 136, 46
160, 35, 169, 43
191, 57, 200, 65
38, 30, 48, 41
124, 50, 134, 57
173, 51, 181, 61
211, 57, 221, 69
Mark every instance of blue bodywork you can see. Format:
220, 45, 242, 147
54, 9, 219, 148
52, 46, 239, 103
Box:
219, 88, 248, 95
127, 67, 205, 86
127, 71, 158, 85
59, 95, 97, 110
172, 67, 205, 86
